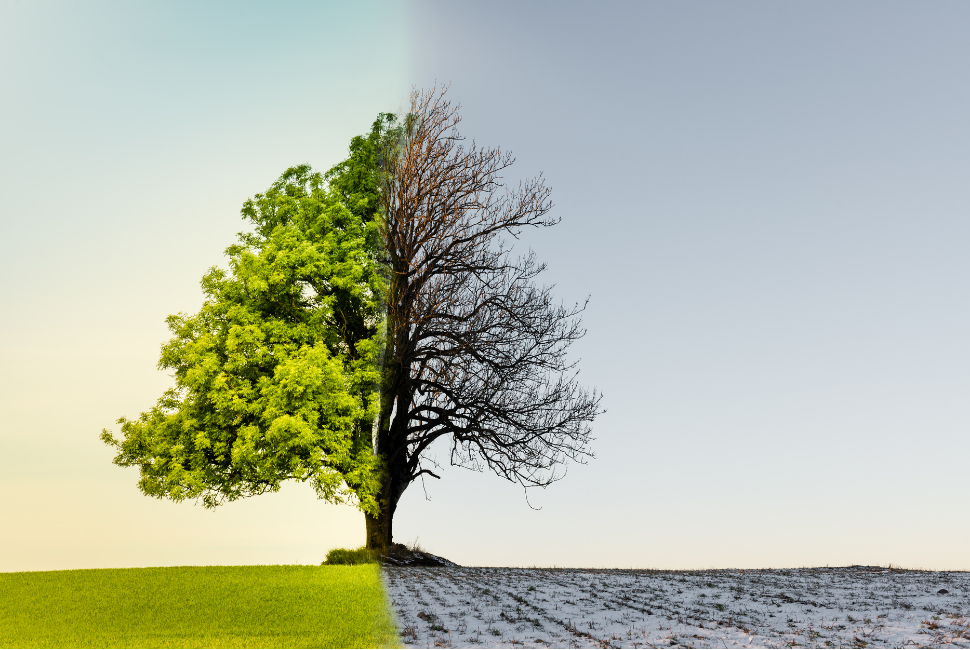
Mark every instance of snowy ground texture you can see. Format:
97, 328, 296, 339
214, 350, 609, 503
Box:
383, 566, 970, 648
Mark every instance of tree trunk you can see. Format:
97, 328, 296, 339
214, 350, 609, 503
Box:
365, 256, 409, 555
364, 506, 392, 553
365, 415, 414, 554
364, 459, 408, 553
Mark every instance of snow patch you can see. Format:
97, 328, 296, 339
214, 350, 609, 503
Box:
383, 566, 970, 648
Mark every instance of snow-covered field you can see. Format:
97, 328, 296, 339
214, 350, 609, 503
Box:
383, 566, 970, 648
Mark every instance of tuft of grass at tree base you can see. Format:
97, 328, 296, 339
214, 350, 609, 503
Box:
0, 564, 399, 648
323, 546, 379, 565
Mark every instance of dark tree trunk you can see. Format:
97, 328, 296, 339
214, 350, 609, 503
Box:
364, 252, 412, 554
364, 507, 392, 552
363, 448, 409, 553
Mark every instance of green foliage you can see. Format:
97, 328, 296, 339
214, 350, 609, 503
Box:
0, 565, 400, 648
102, 115, 400, 514
323, 546, 380, 565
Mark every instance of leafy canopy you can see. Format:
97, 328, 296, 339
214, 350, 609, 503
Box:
102, 115, 399, 513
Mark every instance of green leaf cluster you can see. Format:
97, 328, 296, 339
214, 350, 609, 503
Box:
102, 115, 398, 514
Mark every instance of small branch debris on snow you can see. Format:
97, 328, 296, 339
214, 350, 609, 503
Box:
382, 566, 970, 648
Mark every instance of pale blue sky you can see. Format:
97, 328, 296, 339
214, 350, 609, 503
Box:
2, 1, 968, 571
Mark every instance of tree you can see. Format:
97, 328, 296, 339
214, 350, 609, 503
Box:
366, 87, 602, 551
101, 115, 398, 514
102, 89, 601, 554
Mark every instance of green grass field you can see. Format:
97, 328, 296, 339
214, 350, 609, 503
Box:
0, 564, 399, 648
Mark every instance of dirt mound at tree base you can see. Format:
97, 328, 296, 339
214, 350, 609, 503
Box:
381, 543, 460, 567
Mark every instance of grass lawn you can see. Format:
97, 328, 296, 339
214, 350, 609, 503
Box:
0, 564, 399, 648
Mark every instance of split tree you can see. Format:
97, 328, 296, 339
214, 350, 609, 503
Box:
102, 87, 602, 553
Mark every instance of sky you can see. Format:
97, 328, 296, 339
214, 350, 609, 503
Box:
2, 0, 968, 572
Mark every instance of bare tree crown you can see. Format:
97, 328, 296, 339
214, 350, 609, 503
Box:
377, 87, 602, 492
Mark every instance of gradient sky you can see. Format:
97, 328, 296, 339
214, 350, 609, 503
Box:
2, 1, 968, 572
